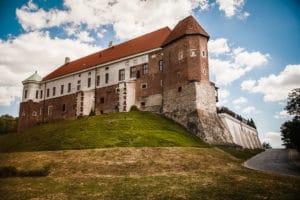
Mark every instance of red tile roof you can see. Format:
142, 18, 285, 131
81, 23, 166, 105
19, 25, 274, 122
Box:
43, 27, 171, 81
162, 15, 209, 47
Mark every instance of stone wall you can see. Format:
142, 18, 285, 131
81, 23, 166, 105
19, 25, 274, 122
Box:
162, 81, 233, 144
219, 113, 262, 149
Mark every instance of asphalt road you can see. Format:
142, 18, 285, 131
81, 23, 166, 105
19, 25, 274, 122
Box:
244, 149, 300, 176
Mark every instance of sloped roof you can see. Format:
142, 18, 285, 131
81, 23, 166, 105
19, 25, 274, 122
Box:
162, 15, 209, 47
43, 27, 171, 81
23, 71, 42, 83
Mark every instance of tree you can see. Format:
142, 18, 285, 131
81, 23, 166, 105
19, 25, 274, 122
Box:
281, 88, 300, 151
281, 117, 300, 151
262, 142, 272, 149
285, 88, 300, 116
0, 115, 18, 134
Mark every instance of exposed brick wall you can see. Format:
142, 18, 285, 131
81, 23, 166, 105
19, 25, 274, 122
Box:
95, 85, 118, 114
135, 50, 164, 110
18, 100, 42, 132
43, 93, 77, 121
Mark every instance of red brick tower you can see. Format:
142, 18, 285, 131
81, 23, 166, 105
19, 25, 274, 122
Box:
162, 16, 233, 144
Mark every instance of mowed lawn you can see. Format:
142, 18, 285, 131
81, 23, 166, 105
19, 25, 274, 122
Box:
0, 111, 208, 153
0, 111, 299, 199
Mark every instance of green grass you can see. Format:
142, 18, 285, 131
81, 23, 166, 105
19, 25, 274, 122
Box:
0, 111, 208, 152
218, 147, 265, 161
0, 147, 299, 200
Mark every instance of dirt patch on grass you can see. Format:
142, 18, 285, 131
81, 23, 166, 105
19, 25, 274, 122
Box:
0, 147, 238, 178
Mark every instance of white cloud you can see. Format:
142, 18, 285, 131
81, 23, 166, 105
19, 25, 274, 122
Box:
216, 0, 248, 18
97, 29, 107, 39
0, 86, 22, 106
242, 64, 300, 102
0, 31, 99, 106
210, 47, 269, 85
217, 89, 230, 106
262, 132, 282, 148
273, 110, 290, 119
16, 0, 210, 40
242, 106, 256, 114
233, 97, 247, 105
208, 38, 230, 55
76, 31, 94, 43
241, 79, 256, 90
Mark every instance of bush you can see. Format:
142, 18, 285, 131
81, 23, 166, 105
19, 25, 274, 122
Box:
130, 105, 139, 111
0, 164, 51, 178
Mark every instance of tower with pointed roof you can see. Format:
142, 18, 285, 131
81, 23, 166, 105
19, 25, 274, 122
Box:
161, 16, 233, 144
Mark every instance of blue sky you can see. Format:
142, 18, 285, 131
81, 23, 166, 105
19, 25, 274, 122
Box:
0, 0, 299, 148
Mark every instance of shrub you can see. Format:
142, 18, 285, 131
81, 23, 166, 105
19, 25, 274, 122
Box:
130, 105, 139, 111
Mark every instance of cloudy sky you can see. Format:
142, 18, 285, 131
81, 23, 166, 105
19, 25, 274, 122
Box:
0, 0, 299, 148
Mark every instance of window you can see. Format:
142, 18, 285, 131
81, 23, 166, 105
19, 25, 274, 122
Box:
105, 67, 109, 70
190, 49, 196, 57
159, 60, 163, 71
32, 111, 37, 116
36, 90, 39, 99
68, 83, 71, 92
96, 75, 100, 86
61, 85, 64, 94
105, 73, 109, 84
100, 97, 104, 104
88, 77, 91, 87
53, 87, 56, 96
24, 90, 28, 99
178, 86, 182, 92
77, 80, 81, 91
201, 50, 206, 57
141, 83, 147, 89
142, 63, 148, 75
130, 66, 136, 78
40, 90, 43, 99
48, 106, 53, 116
62, 104, 66, 112
119, 69, 125, 81
88, 71, 91, 76
178, 50, 184, 60
46, 89, 50, 97
78, 73, 81, 77
141, 102, 145, 107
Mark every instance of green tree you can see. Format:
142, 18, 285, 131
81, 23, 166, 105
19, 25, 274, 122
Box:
281, 88, 300, 151
262, 142, 272, 149
0, 115, 18, 134
285, 88, 300, 116
281, 117, 300, 151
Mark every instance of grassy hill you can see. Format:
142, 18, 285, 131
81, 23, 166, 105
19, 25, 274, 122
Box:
1, 110, 299, 199
0, 111, 208, 152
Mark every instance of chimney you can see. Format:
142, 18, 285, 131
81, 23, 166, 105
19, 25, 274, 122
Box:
108, 41, 113, 48
65, 57, 70, 64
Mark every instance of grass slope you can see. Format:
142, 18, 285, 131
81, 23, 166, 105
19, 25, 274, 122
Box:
0, 111, 208, 152
0, 147, 299, 199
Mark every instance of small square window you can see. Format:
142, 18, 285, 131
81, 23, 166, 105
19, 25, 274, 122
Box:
141, 83, 147, 89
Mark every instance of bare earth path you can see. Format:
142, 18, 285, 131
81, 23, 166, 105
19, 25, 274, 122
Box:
244, 149, 300, 176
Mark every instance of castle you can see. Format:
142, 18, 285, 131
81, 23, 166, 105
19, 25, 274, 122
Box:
19, 16, 261, 149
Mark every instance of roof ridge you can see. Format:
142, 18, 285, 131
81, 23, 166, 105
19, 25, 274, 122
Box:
43, 26, 171, 81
